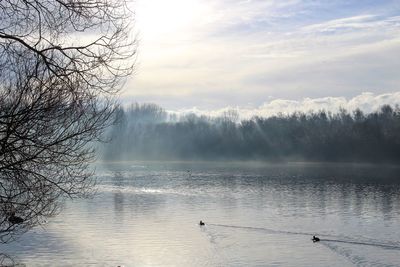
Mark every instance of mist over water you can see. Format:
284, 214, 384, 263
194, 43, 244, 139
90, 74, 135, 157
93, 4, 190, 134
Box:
101, 103, 400, 163
1, 162, 400, 266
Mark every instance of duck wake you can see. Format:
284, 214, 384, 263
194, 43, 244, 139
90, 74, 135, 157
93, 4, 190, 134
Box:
207, 223, 400, 250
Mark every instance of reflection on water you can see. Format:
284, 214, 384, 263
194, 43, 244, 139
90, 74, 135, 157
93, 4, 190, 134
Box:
1, 162, 400, 266
0, 253, 25, 267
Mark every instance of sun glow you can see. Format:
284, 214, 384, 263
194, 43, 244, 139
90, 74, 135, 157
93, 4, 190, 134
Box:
135, 0, 208, 40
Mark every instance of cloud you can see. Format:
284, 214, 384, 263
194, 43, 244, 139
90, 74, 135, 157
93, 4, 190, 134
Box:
173, 92, 400, 119
126, 0, 400, 110
301, 14, 400, 34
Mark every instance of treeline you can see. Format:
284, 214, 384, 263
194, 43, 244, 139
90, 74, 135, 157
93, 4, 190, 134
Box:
101, 103, 400, 162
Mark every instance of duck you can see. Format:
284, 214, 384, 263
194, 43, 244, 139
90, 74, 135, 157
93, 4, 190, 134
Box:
8, 214, 24, 225
199, 220, 205, 226
312, 235, 320, 242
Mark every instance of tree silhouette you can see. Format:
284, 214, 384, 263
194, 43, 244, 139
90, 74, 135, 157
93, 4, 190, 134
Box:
102, 104, 400, 163
0, 0, 135, 242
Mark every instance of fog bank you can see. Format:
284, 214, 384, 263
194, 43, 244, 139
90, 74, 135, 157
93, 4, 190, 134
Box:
101, 103, 400, 163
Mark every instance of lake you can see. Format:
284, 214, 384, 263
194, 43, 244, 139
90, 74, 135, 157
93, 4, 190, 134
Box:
1, 162, 400, 266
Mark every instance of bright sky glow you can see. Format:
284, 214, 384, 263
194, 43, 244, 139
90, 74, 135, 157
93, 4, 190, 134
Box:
125, 0, 400, 113
135, 0, 208, 39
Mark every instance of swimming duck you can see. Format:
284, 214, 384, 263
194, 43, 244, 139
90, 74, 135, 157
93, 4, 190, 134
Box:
312, 235, 320, 242
8, 214, 24, 225
199, 220, 205, 226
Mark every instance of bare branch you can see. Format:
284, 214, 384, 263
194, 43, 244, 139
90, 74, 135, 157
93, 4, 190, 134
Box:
0, 0, 135, 242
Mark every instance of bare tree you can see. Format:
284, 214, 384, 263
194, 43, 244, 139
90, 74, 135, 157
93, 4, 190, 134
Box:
0, 0, 135, 242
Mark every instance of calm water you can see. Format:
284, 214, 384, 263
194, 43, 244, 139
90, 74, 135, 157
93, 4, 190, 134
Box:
1, 162, 400, 266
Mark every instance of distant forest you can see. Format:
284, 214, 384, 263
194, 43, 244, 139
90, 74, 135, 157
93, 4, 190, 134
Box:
101, 103, 400, 162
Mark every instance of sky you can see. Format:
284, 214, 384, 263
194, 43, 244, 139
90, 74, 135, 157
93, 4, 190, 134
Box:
124, 0, 400, 115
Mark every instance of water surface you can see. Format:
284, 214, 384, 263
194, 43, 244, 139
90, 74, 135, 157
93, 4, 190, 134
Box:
1, 162, 400, 266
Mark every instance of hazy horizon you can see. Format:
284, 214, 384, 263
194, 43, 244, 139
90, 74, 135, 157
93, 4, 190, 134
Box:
119, 92, 400, 119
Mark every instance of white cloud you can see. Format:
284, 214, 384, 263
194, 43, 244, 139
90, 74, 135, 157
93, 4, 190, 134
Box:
173, 92, 400, 119
302, 15, 381, 33
125, 1, 400, 110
